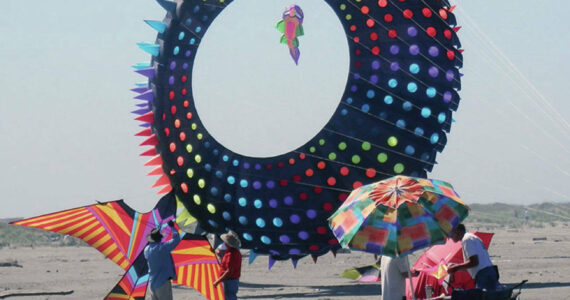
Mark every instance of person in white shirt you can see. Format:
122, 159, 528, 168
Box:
380, 255, 410, 300
448, 224, 498, 291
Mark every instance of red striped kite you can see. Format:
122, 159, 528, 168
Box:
11, 195, 224, 300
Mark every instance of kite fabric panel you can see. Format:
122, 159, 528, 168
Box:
105, 253, 149, 300
171, 236, 225, 300
11, 194, 224, 300
11, 199, 164, 270
342, 263, 381, 282
133, 0, 463, 261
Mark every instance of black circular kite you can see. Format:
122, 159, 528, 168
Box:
133, 0, 463, 262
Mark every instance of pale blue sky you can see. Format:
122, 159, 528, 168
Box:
1, 0, 569, 218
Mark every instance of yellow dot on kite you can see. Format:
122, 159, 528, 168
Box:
198, 179, 205, 188
207, 204, 216, 214
186, 168, 194, 178
193, 195, 201, 205
387, 136, 398, 147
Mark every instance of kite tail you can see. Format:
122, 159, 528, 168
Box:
289, 46, 300, 65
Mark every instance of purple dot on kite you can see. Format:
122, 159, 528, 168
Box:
280, 235, 290, 244
289, 248, 301, 255
253, 181, 262, 189
371, 60, 381, 69
266, 180, 275, 189
446, 70, 455, 81
409, 44, 420, 55
390, 45, 400, 55
429, 66, 439, 78
306, 209, 317, 219
370, 75, 379, 84
429, 46, 439, 57
390, 62, 400, 71
443, 91, 453, 103
290, 214, 300, 224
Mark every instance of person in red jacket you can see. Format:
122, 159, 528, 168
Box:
213, 231, 242, 300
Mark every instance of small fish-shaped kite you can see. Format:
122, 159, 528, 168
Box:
276, 5, 304, 65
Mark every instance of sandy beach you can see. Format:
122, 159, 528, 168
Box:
1, 223, 569, 300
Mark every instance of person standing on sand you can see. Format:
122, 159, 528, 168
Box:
381, 255, 411, 300
448, 223, 499, 291
213, 231, 242, 300
144, 220, 181, 300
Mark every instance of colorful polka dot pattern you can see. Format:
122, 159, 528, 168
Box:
141, 0, 462, 260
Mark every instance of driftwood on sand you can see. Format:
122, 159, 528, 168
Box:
0, 290, 73, 299
0, 261, 22, 268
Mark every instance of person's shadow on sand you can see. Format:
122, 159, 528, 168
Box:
235, 281, 570, 299
237, 281, 382, 298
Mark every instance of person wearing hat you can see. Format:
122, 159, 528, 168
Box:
144, 220, 181, 300
213, 231, 242, 300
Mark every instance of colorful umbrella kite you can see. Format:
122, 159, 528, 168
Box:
132, 0, 463, 263
276, 5, 304, 65
328, 176, 469, 257
11, 196, 225, 300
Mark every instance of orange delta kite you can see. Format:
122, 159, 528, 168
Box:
11, 195, 225, 300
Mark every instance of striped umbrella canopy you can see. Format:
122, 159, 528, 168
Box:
328, 176, 469, 257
